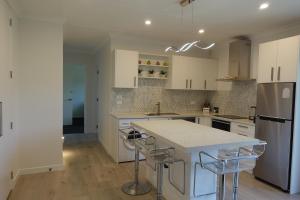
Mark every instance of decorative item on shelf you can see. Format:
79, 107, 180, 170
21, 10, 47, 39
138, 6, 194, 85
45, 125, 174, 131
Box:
154, 70, 160, 77
138, 69, 142, 75
146, 60, 151, 65
140, 70, 148, 77
148, 69, 154, 77
156, 61, 161, 66
160, 70, 167, 78
138, 60, 142, 65
163, 61, 168, 67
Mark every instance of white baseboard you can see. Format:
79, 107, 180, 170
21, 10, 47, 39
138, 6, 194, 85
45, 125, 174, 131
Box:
18, 164, 64, 176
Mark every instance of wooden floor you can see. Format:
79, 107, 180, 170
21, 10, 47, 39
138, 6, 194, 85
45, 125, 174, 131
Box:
10, 134, 300, 200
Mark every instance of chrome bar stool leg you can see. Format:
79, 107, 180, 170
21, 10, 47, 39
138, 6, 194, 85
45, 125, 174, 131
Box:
156, 162, 164, 200
122, 147, 151, 195
232, 172, 239, 200
218, 175, 226, 200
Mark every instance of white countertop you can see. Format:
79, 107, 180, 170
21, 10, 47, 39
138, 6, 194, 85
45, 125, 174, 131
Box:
132, 120, 259, 153
111, 112, 255, 126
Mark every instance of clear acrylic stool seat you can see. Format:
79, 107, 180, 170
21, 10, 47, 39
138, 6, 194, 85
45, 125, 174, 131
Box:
196, 141, 266, 200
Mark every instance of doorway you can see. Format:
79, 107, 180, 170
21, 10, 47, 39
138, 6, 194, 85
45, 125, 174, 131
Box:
63, 64, 86, 134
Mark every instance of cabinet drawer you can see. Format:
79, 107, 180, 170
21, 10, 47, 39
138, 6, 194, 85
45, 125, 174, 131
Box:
119, 118, 147, 127
231, 122, 255, 137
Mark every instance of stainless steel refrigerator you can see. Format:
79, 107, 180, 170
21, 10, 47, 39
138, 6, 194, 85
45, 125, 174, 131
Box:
254, 82, 295, 192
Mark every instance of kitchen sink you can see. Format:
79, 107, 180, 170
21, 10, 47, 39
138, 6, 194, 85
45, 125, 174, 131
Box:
145, 112, 179, 116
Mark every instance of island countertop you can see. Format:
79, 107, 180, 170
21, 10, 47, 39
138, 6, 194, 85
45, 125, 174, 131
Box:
132, 120, 259, 153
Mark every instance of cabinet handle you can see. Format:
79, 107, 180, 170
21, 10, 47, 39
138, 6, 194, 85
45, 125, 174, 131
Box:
238, 125, 249, 129
204, 80, 207, 90
277, 66, 281, 81
238, 62, 241, 77
271, 67, 274, 81
134, 76, 137, 87
186, 79, 188, 89
190, 80, 192, 89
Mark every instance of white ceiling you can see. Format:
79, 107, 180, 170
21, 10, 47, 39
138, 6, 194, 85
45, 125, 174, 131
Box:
11, 0, 300, 52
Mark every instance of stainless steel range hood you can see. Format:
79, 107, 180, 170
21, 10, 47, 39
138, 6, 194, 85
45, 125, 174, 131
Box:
217, 37, 254, 81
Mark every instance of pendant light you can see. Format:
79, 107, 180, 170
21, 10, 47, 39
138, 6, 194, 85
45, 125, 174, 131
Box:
165, 0, 215, 53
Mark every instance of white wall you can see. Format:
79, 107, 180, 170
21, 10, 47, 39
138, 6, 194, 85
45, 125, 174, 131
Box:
17, 19, 64, 174
63, 51, 97, 134
95, 38, 112, 154
0, 1, 19, 199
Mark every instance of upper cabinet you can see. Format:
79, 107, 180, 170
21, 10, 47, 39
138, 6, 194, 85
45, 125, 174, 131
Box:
167, 55, 218, 90
113, 49, 139, 88
257, 36, 300, 83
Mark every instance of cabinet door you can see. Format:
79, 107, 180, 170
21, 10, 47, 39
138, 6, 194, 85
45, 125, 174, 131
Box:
170, 56, 190, 90
114, 49, 138, 88
276, 36, 300, 82
257, 41, 277, 83
189, 57, 204, 90
201, 59, 218, 91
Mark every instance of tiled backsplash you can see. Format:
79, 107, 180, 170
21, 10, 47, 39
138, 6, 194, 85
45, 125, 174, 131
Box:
112, 79, 209, 113
112, 79, 257, 117
208, 81, 257, 116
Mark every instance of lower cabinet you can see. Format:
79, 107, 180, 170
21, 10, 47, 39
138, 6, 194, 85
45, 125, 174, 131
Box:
196, 116, 212, 127
230, 122, 255, 138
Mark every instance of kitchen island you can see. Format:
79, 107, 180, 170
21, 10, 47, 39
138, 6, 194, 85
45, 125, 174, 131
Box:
131, 120, 260, 200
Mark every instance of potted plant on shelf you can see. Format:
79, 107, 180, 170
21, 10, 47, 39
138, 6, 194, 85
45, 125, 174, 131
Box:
148, 69, 154, 77
160, 70, 167, 78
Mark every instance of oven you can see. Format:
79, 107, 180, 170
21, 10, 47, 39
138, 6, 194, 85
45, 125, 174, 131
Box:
212, 119, 231, 132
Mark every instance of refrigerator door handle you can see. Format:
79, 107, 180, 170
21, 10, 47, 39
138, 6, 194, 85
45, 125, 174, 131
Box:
257, 115, 287, 123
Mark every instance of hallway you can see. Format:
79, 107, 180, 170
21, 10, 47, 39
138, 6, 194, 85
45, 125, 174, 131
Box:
10, 134, 300, 200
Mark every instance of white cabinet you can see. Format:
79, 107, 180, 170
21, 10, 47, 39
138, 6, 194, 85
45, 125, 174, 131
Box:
113, 49, 139, 88
201, 59, 218, 90
197, 116, 212, 127
231, 122, 255, 138
167, 55, 218, 90
276, 36, 300, 82
257, 36, 300, 83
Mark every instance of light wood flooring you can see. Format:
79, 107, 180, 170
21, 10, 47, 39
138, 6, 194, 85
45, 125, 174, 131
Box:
9, 134, 300, 200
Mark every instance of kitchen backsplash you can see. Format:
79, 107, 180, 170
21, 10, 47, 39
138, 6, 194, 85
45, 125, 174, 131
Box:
208, 81, 257, 116
112, 79, 257, 116
112, 79, 209, 113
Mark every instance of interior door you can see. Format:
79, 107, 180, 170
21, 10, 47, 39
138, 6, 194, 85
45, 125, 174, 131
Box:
63, 65, 73, 125
276, 36, 300, 82
257, 41, 278, 83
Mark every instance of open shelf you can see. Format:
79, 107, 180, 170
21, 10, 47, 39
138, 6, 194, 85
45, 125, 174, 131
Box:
138, 76, 168, 80
139, 64, 168, 68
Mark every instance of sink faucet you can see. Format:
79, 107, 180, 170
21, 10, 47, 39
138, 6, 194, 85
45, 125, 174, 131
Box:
155, 102, 161, 115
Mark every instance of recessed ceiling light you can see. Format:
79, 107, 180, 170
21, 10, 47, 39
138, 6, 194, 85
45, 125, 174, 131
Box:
259, 2, 269, 10
198, 29, 205, 34
145, 20, 152, 25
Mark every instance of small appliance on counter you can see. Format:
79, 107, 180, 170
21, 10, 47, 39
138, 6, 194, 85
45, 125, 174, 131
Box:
213, 107, 219, 114
202, 101, 211, 115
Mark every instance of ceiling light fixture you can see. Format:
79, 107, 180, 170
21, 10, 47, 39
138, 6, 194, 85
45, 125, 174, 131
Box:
259, 2, 269, 10
145, 20, 151, 25
165, 1, 215, 53
165, 41, 216, 52
198, 29, 205, 34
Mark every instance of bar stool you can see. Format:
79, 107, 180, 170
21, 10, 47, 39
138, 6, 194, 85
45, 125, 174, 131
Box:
119, 128, 152, 196
135, 135, 186, 200
195, 141, 266, 200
